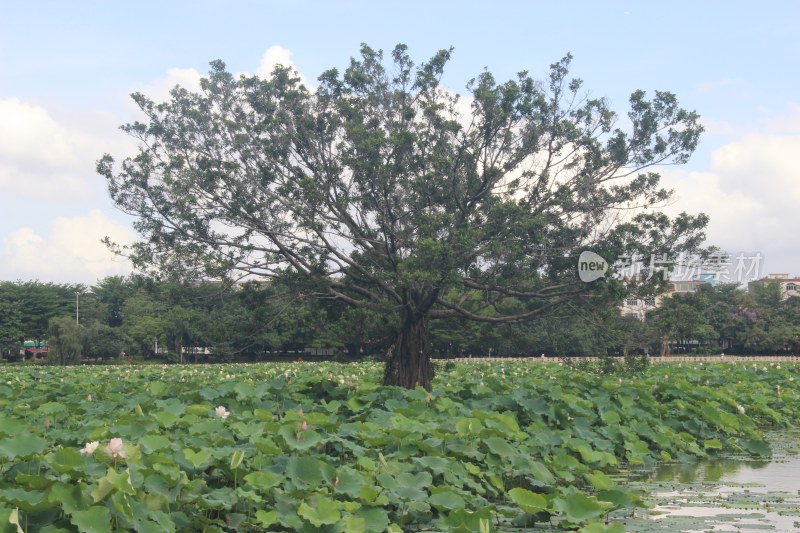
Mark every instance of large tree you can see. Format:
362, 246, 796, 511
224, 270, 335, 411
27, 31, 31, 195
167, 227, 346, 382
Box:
99, 44, 707, 389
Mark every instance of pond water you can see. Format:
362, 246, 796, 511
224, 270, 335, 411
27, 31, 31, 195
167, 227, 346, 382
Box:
615, 431, 800, 532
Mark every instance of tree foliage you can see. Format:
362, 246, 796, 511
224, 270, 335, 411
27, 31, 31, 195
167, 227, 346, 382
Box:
2, 275, 800, 362
737, 281, 800, 353
0, 288, 24, 358
0, 281, 84, 359
99, 44, 708, 388
47, 316, 84, 365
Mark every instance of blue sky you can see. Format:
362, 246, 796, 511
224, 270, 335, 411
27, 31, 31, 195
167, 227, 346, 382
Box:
1, 1, 799, 284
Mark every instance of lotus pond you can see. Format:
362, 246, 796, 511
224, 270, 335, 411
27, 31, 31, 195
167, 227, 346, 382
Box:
607, 429, 800, 532
0, 360, 798, 532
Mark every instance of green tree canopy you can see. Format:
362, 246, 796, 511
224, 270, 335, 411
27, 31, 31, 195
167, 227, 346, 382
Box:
47, 316, 84, 365
738, 280, 800, 353
0, 285, 24, 357
91, 276, 138, 327
99, 44, 707, 389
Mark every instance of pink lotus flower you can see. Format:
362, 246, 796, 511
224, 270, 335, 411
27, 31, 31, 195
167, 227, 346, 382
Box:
87, 393, 92, 401
106, 438, 127, 459
301, 420, 308, 431
80, 441, 99, 455
215, 406, 230, 419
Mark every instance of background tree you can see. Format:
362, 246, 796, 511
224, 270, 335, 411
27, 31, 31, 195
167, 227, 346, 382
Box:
699, 283, 745, 350
0, 281, 85, 359
164, 305, 208, 362
0, 283, 24, 358
202, 280, 319, 358
593, 310, 657, 357
203, 285, 261, 359
85, 323, 130, 361
91, 276, 137, 327
99, 44, 707, 389
313, 303, 391, 358
2, 281, 83, 338
47, 316, 84, 365
120, 289, 167, 357
738, 280, 800, 353
648, 291, 718, 354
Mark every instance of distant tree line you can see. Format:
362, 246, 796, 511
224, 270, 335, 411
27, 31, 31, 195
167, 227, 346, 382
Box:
1, 277, 798, 364
642, 281, 800, 356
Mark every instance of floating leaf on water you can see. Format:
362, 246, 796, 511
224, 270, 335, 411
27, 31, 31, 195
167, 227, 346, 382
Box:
182, 448, 212, 470
428, 488, 466, 511
0, 435, 48, 460
356, 507, 390, 533
297, 497, 341, 527
243, 470, 282, 492
70, 505, 112, 533
508, 487, 548, 514
740, 439, 772, 457
554, 491, 613, 524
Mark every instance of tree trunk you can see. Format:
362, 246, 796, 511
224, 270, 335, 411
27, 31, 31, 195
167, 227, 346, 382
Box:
383, 311, 434, 391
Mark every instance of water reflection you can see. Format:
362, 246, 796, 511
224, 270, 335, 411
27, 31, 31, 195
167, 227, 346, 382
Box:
619, 433, 800, 532
650, 457, 772, 484
636, 454, 800, 492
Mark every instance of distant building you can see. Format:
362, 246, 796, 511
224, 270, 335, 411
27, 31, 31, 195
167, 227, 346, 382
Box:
20, 340, 48, 360
748, 273, 800, 300
621, 294, 661, 320
622, 277, 711, 319
668, 279, 710, 294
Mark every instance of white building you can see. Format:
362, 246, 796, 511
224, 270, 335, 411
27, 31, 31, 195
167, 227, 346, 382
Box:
622, 279, 710, 319
748, 273, 800, 299
621, 294, 661, 320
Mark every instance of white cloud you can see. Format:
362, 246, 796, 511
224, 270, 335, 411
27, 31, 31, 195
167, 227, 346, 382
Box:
0, 98, 108, 201
661, 168, 773, 251
660, 112, 800, 274
0, 98, 82, 167
127, 45, 307, 109
699, 117, 746, 137
710, 133, 800, 205
7, 227, 44, 248
0, 96, 138, 284
256, 45, 307, 86
0, 210, 136, 284
761, 103, 800, 134
134, 67, 203, 104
